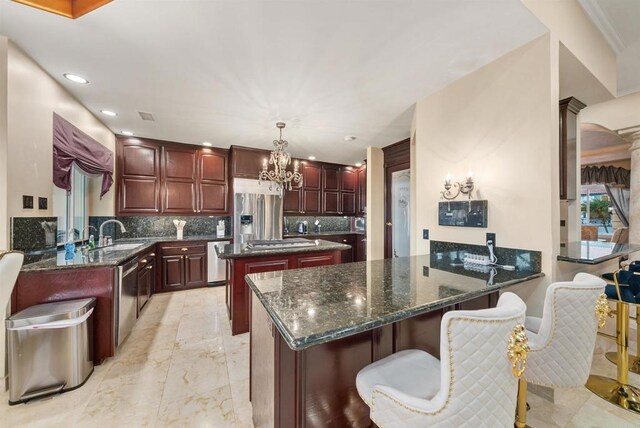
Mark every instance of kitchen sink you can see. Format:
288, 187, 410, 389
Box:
99, 243, 145, 251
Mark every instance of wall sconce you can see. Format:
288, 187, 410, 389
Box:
441, 171, 474, 200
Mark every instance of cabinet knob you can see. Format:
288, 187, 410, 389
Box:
343, 239, 348, 243
140, 259, 148, 263
386, 222, 393, 226
181, 248, 188, 252
147, 265, 153, 270
155, 209, 159, 212
150, 253, 155, 257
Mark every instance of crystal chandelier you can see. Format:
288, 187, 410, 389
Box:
258, 122, 303, 193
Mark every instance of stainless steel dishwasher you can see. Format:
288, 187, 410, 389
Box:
115, 257, 138, 347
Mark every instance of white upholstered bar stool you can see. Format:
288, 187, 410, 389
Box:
515, 273, 608, 427
356, 292, 528, 428
0, 251, 25, 387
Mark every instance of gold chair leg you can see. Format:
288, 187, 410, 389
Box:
605, 306, 640, 374
515, 378, 528, 428
587, 302, 640, 414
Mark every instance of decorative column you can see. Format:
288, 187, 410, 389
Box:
629, 132, 640, 244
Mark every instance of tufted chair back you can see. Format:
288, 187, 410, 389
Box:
524, 273, 606, 388
0, 251, 24, 383
370, 292, 526, 427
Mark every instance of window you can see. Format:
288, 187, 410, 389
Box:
54, 165, 88, 244
580, 184, 613, 240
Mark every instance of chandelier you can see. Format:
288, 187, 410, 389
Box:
258, 122, 303, 193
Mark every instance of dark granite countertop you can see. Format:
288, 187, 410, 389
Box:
216, 239, 351, 260
246, 254, 543, 351
284, 231, 365, 238
21, 235, 232, 272
557, 241, 640, 265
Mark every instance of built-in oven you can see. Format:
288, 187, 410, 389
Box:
115, 257, 138, 347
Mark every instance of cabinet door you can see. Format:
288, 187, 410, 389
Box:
323, 166, 340, 191
283, 188, 302, 214
200, 182, 227, 213
231, 146, 271, 179
297, 254, 337, 268
199, 150, 227, 182
117, 140, 161, 214
356, 237, 367, 262
163, 147, 197, 213
341, 192, 356, 215
303, 163, 322, 190
185, 253, 207, 287
357, 166, 367, 215
341, 168, 357, 192
323, 191, 340, 214
303, 189, 321, 214
162, 255, 184, 290
137, 266, 150, 315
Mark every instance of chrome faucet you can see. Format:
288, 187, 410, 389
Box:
99, 220, 127, 247
81, 225, 97, 247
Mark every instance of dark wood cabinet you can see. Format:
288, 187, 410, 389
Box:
341, 192, 356, 216
158, 242, 208, 292
303, 189, 321, 214
322, 165, 356, 215
322, 191, 340, 214
356, 235, 367, 262
116, 137, 229, 215
283, 187, 302, 213
117, 138, 161, 214
341, 168, 357, 192
357, 165, 367, 216
323, 165, 340, 191
230, 146, 271, 179
198, 148, 228, 214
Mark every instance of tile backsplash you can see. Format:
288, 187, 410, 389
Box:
10, 217, 58, 252
89, 216, 232, 240
284, 216, 352, 234
429, 240, 542, 273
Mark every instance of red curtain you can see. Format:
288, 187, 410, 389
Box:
52, 113, 114, 198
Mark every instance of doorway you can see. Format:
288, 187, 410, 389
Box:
383, 139, 410, 258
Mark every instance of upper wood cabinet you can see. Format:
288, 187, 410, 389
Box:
230, 146, 271, 179
117, 138, 161, 214
341, 168, 357, 192
357, 165, 367, 216
323, 165, 340, 192
116, 137, 228, 215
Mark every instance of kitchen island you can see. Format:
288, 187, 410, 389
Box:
246, 253, 543, 428
217, 239, 350, 335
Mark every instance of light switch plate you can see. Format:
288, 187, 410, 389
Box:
38, 197, 47, 210
423, 266, 429, 277
423, 229, 429, 239
22, 195, 33, 209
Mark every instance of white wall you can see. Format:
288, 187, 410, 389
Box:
522, 0, 616, 97
366, 146, 384, 260
5, 41, 115, 231
0, 37, 8, 250
580, 91, 640, 131
412, 35, 558, 315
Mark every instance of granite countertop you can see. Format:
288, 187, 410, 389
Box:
557, 241, 640, 265
283, 231, 366, 238
216, 239, 351, 260
21, 235, 232, 272
246, 254, 543, 351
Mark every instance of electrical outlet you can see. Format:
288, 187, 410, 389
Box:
38, 197, 48, 210
423, 266, 429, 277
486, 232, 496, 248
22, 195, 33, 209
423, 229, 429, 239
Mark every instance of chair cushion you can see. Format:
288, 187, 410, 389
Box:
356, 349, 441, 406
605, 284, 637, 303
525, 316, 542, 334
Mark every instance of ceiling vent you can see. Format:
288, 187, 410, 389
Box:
138, 112, 155, 121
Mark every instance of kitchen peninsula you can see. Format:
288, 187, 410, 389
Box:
246, 253, 543, 427
217, 239, 350, 335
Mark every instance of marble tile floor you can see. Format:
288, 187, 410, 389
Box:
0, 286, 638, 427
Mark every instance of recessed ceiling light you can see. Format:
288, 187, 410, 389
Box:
308, 156, 316, 160
121, 130, 134, 136
344, 136, 357, 141
355, 162, 362, 167
101, 110, 117, 117
63, 73, 89, 84
202, 142, 213, 147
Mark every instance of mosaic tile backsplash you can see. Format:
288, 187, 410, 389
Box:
284, 216, 352, 234
429, 240, 541, 273
88, 216, 232, 240
10, 217, 58, 252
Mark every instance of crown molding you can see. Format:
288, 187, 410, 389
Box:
578, 0, 626, 55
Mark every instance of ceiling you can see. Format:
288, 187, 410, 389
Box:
0, 0, 546, 164
579, 0, 640, 96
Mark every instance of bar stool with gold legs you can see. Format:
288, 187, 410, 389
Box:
586, 264, 640, 413
515, 273, 608, 428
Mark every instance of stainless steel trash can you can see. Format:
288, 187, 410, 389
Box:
6, 297, 96, 404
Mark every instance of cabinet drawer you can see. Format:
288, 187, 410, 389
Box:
160, 243, 206, 256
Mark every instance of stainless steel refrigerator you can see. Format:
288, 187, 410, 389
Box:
233, 190, 283, 244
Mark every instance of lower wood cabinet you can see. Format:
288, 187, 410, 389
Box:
137, 250, 156, 315
157, 242, 207, 292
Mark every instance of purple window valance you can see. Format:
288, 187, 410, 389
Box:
52, 113, 114, 198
